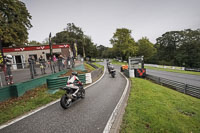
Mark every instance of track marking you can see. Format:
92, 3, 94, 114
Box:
103, 72, 129, 133
0, 66, 106, 130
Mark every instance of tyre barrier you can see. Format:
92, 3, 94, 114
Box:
47, 74, 86, 94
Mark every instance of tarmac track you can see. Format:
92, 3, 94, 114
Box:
0, 62, 127, 133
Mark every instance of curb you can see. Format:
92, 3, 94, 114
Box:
0, 66, 106, 130
103, 72, 131, 133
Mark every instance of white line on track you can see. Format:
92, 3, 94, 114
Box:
0, 66, 106, 130
103, 72, 129, 133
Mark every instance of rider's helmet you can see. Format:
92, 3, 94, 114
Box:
6, 54, 12, 59
72, 71, 78, 76
110, 65, 114, 70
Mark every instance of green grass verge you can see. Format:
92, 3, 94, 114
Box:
84, 62, 96, 71
0, 85, 65, 125
120, 78, 200, 133
111, 60, 128, 65
111, 60, 200, 76
92, 62, 104, 69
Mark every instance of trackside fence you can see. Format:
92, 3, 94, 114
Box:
146, 74, 200, 99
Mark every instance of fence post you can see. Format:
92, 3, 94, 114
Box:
184, 84, 188, 94
158, 77, 160, 84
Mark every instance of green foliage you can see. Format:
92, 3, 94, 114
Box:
28, 40, 42, 46
137, 37, 156, 62
96, 45, 108, 58
121, 78, 200, 133
110, 28, 138, 61
0, 0, 32, 47
51, 23, 98, 58
156, 29, 200, 67
102, 48, 114, 58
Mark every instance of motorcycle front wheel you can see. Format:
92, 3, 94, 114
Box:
111, 73, 115, 78
60, 95, 71, 109
81, 89, 85, 99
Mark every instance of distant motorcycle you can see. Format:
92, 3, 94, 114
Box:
60, 84, 85, 109
110, 69, 116, 78
108, 65, 116, 78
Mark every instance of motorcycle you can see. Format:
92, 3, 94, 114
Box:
60, 84, 85, 109
110, 69, 116, 78
108, 65, 116, 78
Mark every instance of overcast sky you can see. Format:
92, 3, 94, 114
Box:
21, 0, 200, 47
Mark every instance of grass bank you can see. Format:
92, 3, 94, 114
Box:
92, 62, 104, 69
111, 60, 128, 65
0, 85, 65, 125
120, 78, 200, 133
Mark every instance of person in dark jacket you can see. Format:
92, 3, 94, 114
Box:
39, 55, 46, 74
58, 54, 64, 71
28, 55, 37, 78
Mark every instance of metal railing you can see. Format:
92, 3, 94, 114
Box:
146, 74, 200, 99
0, 60, 76, 87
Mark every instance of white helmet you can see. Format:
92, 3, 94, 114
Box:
6, 55, 12, 59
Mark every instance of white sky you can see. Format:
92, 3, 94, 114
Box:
21, 0, 200, 47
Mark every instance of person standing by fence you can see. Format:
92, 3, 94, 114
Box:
58, 54, 64, 71
49, 56, 56, 73
28, 55, 37, 79
39, 55, 46, 74
4, 55, 14, 85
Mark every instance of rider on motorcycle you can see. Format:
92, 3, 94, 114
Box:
67, 71, 83, 97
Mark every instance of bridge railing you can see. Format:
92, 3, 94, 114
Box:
146, 74, 200, 99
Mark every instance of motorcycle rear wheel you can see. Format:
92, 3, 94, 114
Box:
60, 95, 71, 109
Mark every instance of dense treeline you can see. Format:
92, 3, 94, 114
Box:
103, 28, 200, 68
155, 29, 200, 68
56, 26, 199, 68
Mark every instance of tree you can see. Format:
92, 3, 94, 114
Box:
102, 48, 114, 59
155, 29, 200, 67
96, 45, 108, 58
0, 0, 32, 47
156, 31, 182, 65
110, 28, 138, 61
28, 40, 42, 46
51, 23, 97, 58
137, 37, 156, 62
175, 29, 200, 67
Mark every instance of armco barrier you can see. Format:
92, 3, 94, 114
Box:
146, 74, 200, 99
123, 69, 129, 78
0, 70, 68, 102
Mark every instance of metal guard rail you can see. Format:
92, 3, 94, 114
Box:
146, 74, 200, 99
